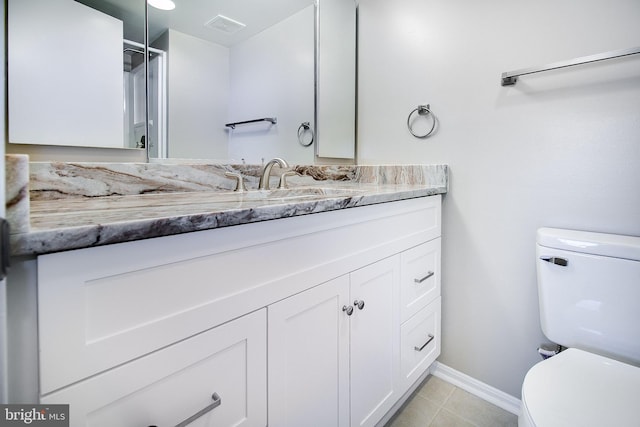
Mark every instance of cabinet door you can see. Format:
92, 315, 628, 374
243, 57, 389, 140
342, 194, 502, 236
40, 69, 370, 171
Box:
268, 276, 350, 427
349, 256, 401, 427
41, 310, 267, 427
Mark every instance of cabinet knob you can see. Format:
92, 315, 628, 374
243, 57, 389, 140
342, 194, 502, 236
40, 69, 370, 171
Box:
342, 305, 354, 316
354, 300, 365, 310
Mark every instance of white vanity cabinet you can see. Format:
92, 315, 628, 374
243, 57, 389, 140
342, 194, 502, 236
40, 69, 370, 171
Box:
268, 256, 401, 427
29, 195, 442, 427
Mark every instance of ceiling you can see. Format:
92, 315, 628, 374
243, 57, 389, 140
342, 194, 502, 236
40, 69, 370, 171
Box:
78, 0, 314, 47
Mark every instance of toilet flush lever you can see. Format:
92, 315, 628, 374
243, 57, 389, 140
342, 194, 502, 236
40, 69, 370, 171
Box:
540, 256, 568, 267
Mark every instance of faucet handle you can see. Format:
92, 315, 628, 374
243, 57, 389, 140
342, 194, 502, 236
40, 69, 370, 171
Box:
278, 171, 299, 189
225, 172, 247, 192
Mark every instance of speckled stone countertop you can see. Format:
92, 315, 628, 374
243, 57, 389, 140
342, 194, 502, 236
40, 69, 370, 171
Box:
9, 162, 448, 256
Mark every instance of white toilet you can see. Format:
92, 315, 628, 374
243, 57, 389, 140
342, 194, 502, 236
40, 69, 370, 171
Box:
519, 228, 640, 427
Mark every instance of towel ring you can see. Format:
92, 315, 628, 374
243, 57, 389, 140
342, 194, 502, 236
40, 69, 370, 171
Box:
407, 104, 437, 138
297, 122, 314, 147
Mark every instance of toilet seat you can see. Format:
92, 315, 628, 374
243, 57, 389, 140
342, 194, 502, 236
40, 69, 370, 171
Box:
520, 348, 640, 427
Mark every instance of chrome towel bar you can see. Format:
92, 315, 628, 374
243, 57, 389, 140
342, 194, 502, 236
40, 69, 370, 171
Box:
501, 46, 640, 86
225, 117, 277, 129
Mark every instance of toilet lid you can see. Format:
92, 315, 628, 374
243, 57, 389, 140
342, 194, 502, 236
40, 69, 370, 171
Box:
521, 348, 640, 427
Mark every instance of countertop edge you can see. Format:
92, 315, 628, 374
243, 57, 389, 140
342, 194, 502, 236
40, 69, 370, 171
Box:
11, 186, 447, 257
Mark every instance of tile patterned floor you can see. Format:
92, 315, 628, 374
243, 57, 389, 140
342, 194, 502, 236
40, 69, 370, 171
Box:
385, 375, 518, 427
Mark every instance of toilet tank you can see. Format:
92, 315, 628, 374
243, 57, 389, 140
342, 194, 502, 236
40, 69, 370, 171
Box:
536, 228, 640, 366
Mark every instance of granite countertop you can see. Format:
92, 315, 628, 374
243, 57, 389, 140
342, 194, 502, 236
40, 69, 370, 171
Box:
8, 162, 448, 257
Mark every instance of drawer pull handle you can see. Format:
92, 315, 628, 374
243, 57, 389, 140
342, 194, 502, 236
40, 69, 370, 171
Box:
174, 392, 222, 427
354, 299, 365, 310
414, 271, 434, 284
343, 305, 354, 316
414, 334, 435, 352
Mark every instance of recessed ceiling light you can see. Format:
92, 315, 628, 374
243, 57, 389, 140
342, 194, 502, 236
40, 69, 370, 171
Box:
148, 0, 175, 11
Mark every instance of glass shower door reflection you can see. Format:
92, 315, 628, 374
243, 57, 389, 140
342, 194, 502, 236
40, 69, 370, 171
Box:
123, 40, 166, 155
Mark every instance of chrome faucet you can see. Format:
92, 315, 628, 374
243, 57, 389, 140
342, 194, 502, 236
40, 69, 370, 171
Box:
258, 158, 289, 190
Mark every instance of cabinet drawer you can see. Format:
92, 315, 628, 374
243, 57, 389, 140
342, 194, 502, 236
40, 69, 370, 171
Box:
400, 297, 441, 392
400, 238, 441, 322
41, 309, 267, 427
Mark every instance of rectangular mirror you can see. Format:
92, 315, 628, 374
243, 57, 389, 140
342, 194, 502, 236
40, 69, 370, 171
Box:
7, 0, 356, 162
316, 0, 356, 159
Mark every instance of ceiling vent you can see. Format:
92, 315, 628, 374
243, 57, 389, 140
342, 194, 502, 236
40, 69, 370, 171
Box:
204, 15, 246, 34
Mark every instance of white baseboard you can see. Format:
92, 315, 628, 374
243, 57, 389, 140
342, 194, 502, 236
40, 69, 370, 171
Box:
430, 362, 522, 416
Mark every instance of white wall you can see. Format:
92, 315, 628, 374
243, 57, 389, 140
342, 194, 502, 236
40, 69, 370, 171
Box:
228, 5, 315, 164
358, 0, 640, 397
